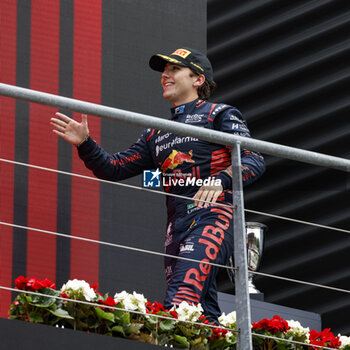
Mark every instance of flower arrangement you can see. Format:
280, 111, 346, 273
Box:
8, 276, 350, 350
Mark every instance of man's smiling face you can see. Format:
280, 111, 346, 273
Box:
161, 63, 202, 106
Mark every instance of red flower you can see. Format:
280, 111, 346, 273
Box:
42, 278, 56, 289
169, 310, 178, 319
27, 277, 56, 291
309, 329, 341, 349
15, 276, 56, 292
146, 301, 166, 314
60, 292, 69, 299
198, 314, 210, 324
15, 276, 28, 290
90, 282, 98, 291
212, 327, 228, 338
99, 296, 117, 307
252, 315, 290, 335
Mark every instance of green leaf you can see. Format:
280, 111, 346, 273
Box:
94, 307, 115, 323
276, 338, 294, 350
157, 333, 172, 346
114, 309, 130, 325
159, 318, 176, 332
30, 288, 57, 308
124, 323, 144, 335
146, 315, 158, 324
111, 325, 125, 337
18, 293, 32, 304
190, 337, 203, 346
211, 339, 231, 349
86, 316, 100, 329
48, 308, 74, 319
29, 311, 43, 323
173, 334, 190, 348
177, 323, 195, 338
190, 342, 208, 350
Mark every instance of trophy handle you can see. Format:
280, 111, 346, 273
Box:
245, 222, 268, 294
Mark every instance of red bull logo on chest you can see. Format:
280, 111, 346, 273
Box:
161, 150, 195, 172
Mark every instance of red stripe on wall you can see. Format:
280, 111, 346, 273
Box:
0, 0, 17, 317
70, 0, 101, 284
26, 0, 60, 281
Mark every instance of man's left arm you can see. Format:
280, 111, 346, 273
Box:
214, 108, 265, 190
193, 108, 265, 208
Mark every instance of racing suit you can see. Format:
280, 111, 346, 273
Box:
77, 98, 265, 321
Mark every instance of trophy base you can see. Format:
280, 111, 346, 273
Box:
216, 270, 265, 301
250, 292, 265, 301
248, 278, 265, 301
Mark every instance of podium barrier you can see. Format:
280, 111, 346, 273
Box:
218, 292, 321, 331
0, 318, 159, 350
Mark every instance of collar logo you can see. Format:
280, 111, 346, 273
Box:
174, 105, 185, 114
172, 49, 191, 58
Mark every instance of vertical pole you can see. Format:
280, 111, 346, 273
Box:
231, 142, 252, 350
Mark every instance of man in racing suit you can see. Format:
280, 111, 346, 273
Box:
50, 47, 265, 322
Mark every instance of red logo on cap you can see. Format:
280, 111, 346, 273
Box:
172, 49, 191, 58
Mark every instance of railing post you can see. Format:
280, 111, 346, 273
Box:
231, 142, 252, 350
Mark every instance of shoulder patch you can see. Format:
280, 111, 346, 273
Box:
208, 103, 231, 122
146, 128, 155, 142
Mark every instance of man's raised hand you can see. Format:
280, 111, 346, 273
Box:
50, 112, 89, 146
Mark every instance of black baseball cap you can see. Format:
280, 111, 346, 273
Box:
149, 47, 213, 83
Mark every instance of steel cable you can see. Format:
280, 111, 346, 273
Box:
1, 157, 349, 235
1, 221, 349, 296
0, 221, 237, 272
2, 156, 350, 294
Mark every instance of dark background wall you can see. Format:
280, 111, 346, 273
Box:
0, 0, 206, 317
207, 0, 350, 336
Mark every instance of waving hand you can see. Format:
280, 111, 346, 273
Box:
50, 112, 89, 146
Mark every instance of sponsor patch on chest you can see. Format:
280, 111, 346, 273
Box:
185, 114, 204, 123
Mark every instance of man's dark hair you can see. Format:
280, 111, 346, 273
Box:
198, 79, 216, 100
190, 69, 216, 100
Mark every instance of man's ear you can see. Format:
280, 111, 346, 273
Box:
193, 74, 205, 87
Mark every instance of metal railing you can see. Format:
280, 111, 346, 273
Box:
1, 82, 349, 350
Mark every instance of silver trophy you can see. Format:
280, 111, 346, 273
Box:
246, 222, 267, 294
217, 222, 267, 295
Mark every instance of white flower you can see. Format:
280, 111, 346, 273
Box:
219, 311, 237, 329
60, 279, 96, 301
172, 301, 203, 322
338, 335, 350, 349
114, 290, 147, 313
130, 291, 147, 313
286, 320, 310, 342
114, 290, 130, 303
225, 331, 234, 342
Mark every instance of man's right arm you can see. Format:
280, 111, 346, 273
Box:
77, 131, 155, 181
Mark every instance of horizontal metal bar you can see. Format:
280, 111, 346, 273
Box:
1, 83, 349, 172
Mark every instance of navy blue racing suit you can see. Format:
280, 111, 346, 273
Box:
77, 98, 265, 321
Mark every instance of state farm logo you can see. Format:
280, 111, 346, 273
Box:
155, 137, 198, 156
